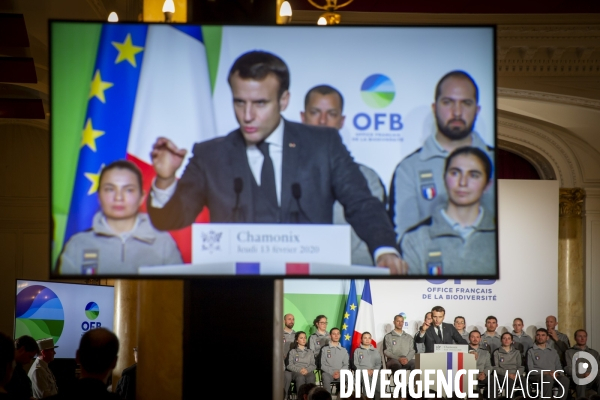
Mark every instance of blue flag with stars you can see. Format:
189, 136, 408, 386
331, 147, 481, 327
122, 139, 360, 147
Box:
340, 279, 358, 354
64, 24, 148, 245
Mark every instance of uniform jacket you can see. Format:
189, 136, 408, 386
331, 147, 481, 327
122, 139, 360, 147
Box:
287, 347, 316, 373
320, 343, 349, 375
28, 358, 58, 398
58, 212, 182, 275
354, 345, 382, 370
383, 330, 415, 361
493, 346, 524, 376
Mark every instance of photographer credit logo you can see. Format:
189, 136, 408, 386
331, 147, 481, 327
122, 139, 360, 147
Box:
15, 285, 65, 344
360, 74, 395, 108
572, 351, 599, 385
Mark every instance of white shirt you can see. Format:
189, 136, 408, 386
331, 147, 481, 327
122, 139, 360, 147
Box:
150, 117, 397, 261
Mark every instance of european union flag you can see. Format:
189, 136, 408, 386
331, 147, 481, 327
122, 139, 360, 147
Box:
340, 279, 358, 354
64, 24, 148, 244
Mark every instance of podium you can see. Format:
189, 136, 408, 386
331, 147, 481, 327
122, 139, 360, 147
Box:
415, 352, 477, 397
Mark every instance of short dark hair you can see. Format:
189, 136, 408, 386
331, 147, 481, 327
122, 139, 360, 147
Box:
77, 328, 119, 374
394, 314, 405, 321
435, 70, 479, 103
501, 332, 514, 341
485, 316, 497, 323
297, 383, 317, 400
329, 327, 340, 335
313, 315, 327, 328
536, 328, 548, 335
513, 318, 524, 324
304, 85, 344, 112
0, 333, 15, 378
361, 332, 371, 339
15, 335, 38, 353
454, 316, 465, 323
469, 330, 481, 340
574, 329, 587, 339
228, 51, 290, 99
99, 160, 143, 192
308, 386, 332, 400
431, 306, 445, 314
444, 146, 493, 183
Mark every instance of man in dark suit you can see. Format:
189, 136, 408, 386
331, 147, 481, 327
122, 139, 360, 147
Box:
148, 51, 406, 273
414, 305, 468, 352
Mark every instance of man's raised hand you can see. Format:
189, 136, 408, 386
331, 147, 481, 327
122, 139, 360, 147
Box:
151, 137, 187, 189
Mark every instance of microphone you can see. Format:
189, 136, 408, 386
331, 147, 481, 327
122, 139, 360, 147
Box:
291, 183, 308, 223
232, 178, 243, 222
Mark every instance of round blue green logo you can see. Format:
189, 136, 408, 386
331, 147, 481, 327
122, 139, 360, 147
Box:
360, 74, 396, 108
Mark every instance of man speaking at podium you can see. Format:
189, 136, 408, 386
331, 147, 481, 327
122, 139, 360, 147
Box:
147, 51, 405, 273
415, 306, 468, 353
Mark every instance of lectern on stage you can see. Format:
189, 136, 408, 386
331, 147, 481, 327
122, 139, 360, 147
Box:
415, 345, 477, 397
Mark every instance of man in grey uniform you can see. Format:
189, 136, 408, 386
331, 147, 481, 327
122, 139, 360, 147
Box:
383, 315, 415, 372
512, 318, 534, 358
354, 332, 382, 400
389, 70, 495, 242
320, 328, 349, 394
301, 84, 386, 265
527, 328, 570, 400
481, 316, 502, 354
546, 315, 570, 366
565, 329, 600, 398
468, 331, 492, 386
283, 313, 296, 398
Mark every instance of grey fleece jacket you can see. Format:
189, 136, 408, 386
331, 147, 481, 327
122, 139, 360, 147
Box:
401, 205, 496, 275
58, 212, 182, 275
493, 346, 524, 376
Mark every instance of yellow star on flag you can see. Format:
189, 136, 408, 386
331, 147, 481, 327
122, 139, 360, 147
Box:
350, 303, 357, 311
112, 33, 144, 67
89, 70, 114, 103
342, 323, 348, 331
81, 119, 105, 152
344, 334, 351, 341
84, 164, 104, 195
344, 312, 350, 319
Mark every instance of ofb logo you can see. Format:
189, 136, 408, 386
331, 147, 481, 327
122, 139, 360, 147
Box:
360, 74, 395, 108
85, 302, 99, 320
15, 285, 65, 344
572, 351, 598, 385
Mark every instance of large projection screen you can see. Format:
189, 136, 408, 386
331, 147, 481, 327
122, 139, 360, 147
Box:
50, 22, 496, 278
14, 280, 115, 359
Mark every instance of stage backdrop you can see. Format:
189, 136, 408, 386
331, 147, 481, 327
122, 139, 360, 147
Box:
284, 180, 559, 342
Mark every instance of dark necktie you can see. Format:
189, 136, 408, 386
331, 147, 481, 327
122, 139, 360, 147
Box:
257, 141, 278, 208
436, 326, 442, 340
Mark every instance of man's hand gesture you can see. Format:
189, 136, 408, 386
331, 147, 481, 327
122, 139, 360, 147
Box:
151, 137, 187, 189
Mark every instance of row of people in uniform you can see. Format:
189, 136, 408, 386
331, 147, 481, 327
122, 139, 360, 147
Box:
283, 307, 599, 399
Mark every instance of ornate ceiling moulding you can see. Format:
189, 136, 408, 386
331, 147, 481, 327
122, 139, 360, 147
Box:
497, 25, 600, 77
497, 88, 600, 110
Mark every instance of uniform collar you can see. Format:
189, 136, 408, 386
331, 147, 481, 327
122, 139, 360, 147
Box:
419, 131, 486, 161
533, 344, 551, 351
430, 205, 495, 239
93, 212, 156, 243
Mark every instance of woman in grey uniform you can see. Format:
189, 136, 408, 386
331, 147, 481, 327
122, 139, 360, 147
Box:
287, 332, 317, 388
491, 332, 523, 399
308, 315, 330, 362
354, 332, 382, 400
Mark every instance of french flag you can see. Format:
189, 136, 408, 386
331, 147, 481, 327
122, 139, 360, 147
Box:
351, 280, 376, 354
447, 352, 465, 393
65, 23, 217, 264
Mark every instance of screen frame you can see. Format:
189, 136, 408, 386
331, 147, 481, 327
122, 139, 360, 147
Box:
48, 20, 498, 280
